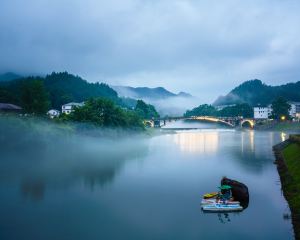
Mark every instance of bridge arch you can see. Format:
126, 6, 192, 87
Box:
240, 119, 255, 128
148, 116, 254, 128
144, 120, 154, 128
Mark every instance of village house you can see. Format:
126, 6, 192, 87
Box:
47, 109, 60, 118
288, 102, 300, 118
215, 104, 235, 111
0, 103, 22, 113
253, 106, 272, 119
61, 102, 84, 114
253, 102, 300, 120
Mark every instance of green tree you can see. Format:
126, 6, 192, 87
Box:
44, 72, 120, 109
217, 103, 253, 118
184, 104, 217, 117
184, 103, 253, 118
21, 78, 50, 114
67, 98, 144, 129
271, 96, 291, 120
134, 100, 159, 119
0, 87, 14, 103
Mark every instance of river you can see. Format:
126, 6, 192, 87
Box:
0, 120, 294, 239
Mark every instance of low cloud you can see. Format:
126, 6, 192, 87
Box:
148, 96, 201, 116
1, 0, 300, 101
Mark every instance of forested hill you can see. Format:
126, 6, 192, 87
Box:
44, 72, 119, 109
0, 72, 22, 82
214, 79, 300, 106
0, 72, 120, 109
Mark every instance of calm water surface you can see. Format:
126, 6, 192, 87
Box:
0, 121, 294, 240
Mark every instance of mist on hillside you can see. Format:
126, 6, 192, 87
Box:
111, 85, 200, 116
146, 96, 200, 117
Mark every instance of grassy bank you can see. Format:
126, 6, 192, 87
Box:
274, 135, 300, 239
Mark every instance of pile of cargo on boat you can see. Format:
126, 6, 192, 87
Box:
201, 177, 249, 212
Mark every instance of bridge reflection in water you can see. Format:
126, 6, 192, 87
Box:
174, 131, 219, 153
173, 130, 264, 155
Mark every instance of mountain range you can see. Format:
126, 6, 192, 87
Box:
111, 85, 195, 116
214, 79, 300, 106
112, 85, 192, 100
0, 72, 194, 115
3, 72, 300, 113
0, 72, 120, 109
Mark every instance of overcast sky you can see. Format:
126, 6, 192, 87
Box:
1, 0, 300, 102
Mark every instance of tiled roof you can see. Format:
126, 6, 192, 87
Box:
0, 103, 22, 110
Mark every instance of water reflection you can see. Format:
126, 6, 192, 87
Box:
174, 131, 219, 153
0, 117, 148, 201
173, 129, 283, 173
13, 145, 147, 201
230, 131, 282, 173
240, 131, 255, 153
281, 132, 287, 142
21, 179, 45, 201
218, 213, 231, 224
0, 118, 294, 240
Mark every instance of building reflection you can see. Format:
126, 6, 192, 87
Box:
235, 131, 279, 173
174, 131, 219, 153
281, 132, 287, 142
21, 179, 45, 201
241, 131, 255, 153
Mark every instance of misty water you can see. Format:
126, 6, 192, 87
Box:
0, 119, 294, 240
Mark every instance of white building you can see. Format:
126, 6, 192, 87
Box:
47, 109, 60, 118
62, 102, 84, 114
254, 106, 272, 119
288, 102, 300, 118
215, 104, 235, 111
253, 102, 300, 120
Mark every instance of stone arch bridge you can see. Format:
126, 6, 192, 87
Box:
145, 116, 255, 128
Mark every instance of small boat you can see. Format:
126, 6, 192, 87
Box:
201, 198, 240, 206
203, 192, 218, 199
202, 184, 244, 212
202, 203, 243, 212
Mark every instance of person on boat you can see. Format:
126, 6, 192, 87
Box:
218, 185, 232, 204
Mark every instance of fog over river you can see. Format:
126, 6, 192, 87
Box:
0, 119, 294, 240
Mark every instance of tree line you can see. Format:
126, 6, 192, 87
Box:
185, 97, 292, 120
0, 72, 160, 129
184, 103, 253, 118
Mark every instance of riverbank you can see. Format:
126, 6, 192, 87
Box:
273, 134, 300, 239
0, 114, 151, 140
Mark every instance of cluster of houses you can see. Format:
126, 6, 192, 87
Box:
214, 102, 300, 121
2, 100, 300, 121
47, 102, 84, 118
253, 102, 300, 120
0, 101, 86, 118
